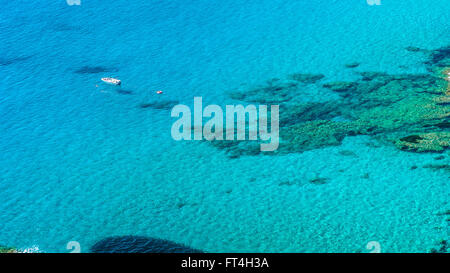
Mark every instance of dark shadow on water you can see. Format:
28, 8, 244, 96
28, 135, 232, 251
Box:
116, 89, 133, 95
74, 66, 119, 74
139, 100, 179, 110
52, 23, 79, 32
0, 55, 33, 66
90, 236, 203, 253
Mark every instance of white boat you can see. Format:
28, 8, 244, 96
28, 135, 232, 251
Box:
101, 77, 121, 86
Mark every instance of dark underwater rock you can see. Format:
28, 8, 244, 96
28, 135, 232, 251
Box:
436, 101, 450, 106
309, 177, 329, 185
280, 120, 366, 153
279, 102, 343, 126
139, 100, 179, 110
425, 45, 450, 67
229, 81, 299, 103
116, 89, 133, 95
323, 81, 358, 93
176, 201, 187, 209
51, 22, 79, 32
396, 133, 450, 152
0, 55, 32, 66
278, 180, 301, 186
435, 121, 450, 129
429, 240, 449, 253
226, 142, 262, 158
74, 66, 118, 74
210, 139, 240, 149
338, 150, 358, 157
358, 71, 392, 82
288, 73, 325, 84
405, 46, 422, 52
422, 164, 450, 171
209, 139, 263, 158
345, 62, 360, 68
400, 135, 423, 143
436, 210, 450, 216
90, 236, 203, 253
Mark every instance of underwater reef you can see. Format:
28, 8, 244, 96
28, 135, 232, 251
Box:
90, 236, 203, 253
429, 240, 449, 253
0, 246, 18, 253
211, 45, 450, 158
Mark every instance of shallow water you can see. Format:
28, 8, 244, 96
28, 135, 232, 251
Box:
0, 0, 448, 253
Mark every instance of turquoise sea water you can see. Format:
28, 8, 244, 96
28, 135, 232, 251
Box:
0, 0, 448, 253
